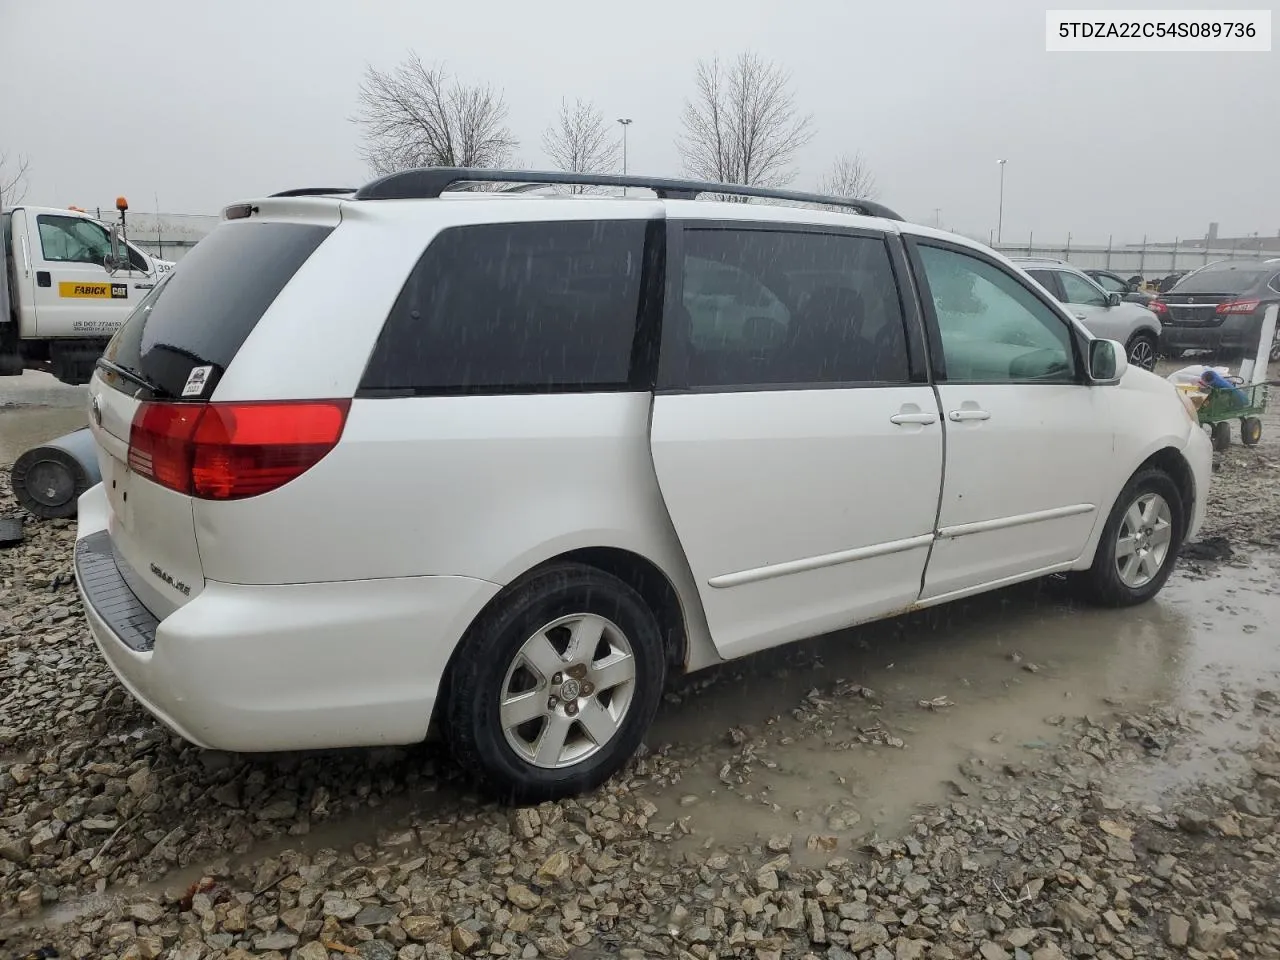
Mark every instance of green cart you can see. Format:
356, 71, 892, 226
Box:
1197, 379, 1269, 451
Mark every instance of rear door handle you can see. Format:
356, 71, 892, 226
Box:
1074, 313, 1087, 321
890, 412, 938, 425
948, 409, 991, 422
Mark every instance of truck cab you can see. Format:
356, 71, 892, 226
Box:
2, 203, 175, 384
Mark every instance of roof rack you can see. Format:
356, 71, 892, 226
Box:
269, 187, 357, 198
351, 167, 903, 220
1010, 256, 1068, 264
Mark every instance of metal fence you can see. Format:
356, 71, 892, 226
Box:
101, 206, 1280, 278
989, 238, 1278, 279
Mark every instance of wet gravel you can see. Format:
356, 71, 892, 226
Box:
3, 421, 1280, 959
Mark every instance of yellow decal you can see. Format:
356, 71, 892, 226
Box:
58, 281, 128, 300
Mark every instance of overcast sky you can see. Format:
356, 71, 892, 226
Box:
2, 0, 1275, 243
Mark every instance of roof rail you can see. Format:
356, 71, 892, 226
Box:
1011, 255, 1068, 263
269, 187, 357, 198
351, 167, 903, 220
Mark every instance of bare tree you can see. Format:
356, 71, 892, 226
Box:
353, 53, 517, 175
818, 151, 878, 203
1, 152, 30, 207
541, 99, 621, 193
676, 52, 815, 195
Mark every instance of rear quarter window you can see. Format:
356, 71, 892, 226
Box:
359, 220, 653, 395
102, 221, 333, 398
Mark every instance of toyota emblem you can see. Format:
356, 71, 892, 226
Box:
91, 394, 102, 427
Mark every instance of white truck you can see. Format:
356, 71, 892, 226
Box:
2, 198, 174, 384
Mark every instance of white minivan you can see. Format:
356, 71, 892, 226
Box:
74, 170, 1212, 803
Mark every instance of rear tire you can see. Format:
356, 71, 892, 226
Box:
1078, 468, 1184, 608
1211, 421, 1232, 452
0, 325, 22, 376
1242, 417, 1262, 447
443, 562, 666, 804
1125, 331, 1157, 371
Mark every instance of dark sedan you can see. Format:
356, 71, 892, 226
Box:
1151, 259, 1280, 361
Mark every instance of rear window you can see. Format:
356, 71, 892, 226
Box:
359, 220, 650, 395
1173, 266, 1269, 294
102, 221, 332, 398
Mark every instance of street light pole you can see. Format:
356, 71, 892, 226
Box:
616, 118, 632, 196
996, 158, 1007, 245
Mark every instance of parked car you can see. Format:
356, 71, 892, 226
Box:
1012, 258, 1163, 370
74, 169, 1211, 803
1084, 268, 1155, 306
1151, 259, 1280, 362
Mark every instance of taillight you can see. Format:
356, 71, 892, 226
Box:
129, 400, 350, 500
1149, 300, 1169, 315
1215, 299, 1260, 315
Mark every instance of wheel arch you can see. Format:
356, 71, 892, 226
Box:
434, 544, 714, 730
1074, 443, 1197, 571
1139, 446, 1195, 525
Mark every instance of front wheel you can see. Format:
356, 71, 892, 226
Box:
443, 563, 666, 804
1077, 469, 1184, 607
1125, 332, 1158, 371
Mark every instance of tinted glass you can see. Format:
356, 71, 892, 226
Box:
1174, 266, 1270, 294
361, 221, 647, 394
918, 245, 1075, 383
103, 221, 332, 399
1092, 273, 1126, 293
662, 228, 909, 388
1059, 271, 1108, 306
1026, 270, 1064, 300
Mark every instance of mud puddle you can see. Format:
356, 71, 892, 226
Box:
645, 553, 1280, 856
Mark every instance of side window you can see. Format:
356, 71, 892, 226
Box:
663, 228, 910, 388
1026, 269, 1064, 302
1094, 273, 1125, 293
917, 245, 1076, 384
37, 215, 113, 266
360, 220, 647, 394
124, 242, 149, 272
1059, 271, 1109, 306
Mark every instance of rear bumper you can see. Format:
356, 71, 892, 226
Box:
74, 483, 500, 753
1160, 314, 1261, 354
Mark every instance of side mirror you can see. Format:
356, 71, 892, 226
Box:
1107, 291, 1122, 307
1089, 338, 1128, 384
105, 230, 123, 273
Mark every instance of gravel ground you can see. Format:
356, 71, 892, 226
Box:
3, 406, 1280, 959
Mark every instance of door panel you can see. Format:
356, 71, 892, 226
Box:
650, 387, 942, 659
912, 241, 1114, 599
1057, 270, 1120, 339
924, 382, 1110, 598
31, 213, 137, 338
649, 224, 943, 660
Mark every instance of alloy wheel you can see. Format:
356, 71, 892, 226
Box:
1115, 492, 1173, 589
498, 613, 637, 769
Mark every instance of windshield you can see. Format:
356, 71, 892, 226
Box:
1173, 266, 1270, 294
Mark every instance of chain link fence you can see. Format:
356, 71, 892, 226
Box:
989, 237, 1278, 280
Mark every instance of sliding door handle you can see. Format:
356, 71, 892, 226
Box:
890, 412, 938, 425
